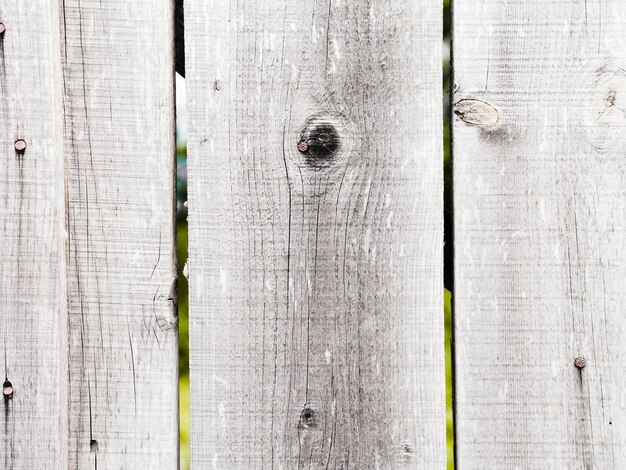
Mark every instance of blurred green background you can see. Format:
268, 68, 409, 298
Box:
176, 142, 190, 469
177, 1, 453, 468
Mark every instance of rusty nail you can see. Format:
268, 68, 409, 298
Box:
0, 23, 5, 35
297, 141, 308, 153
14, 139, 26, 152
574, 357, 586, 369
3, 380, 13, 400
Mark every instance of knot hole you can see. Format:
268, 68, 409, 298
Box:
298, 404, 317, 429
298, 117, 341, 165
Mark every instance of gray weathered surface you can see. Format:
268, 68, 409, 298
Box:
0, 3, 68, 469
186, 1, 444, 468
454, 1, 626, 468
61, 1, 178, 468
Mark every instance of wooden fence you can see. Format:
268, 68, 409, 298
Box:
0, 0, 624, 468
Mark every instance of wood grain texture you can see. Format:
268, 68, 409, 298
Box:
0, 3, 68, 468
453, 1, 626, 468
61, 1, 178, 468
186, 1, 444, 468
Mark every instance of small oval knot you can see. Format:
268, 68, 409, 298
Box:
454, 98, 501, 129
585, 64, 626, 152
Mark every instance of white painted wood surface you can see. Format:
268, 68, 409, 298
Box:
61, 1, 178, 468
0, 3, 67, 468
453, 1, 626, 468
186, 1, 444, 468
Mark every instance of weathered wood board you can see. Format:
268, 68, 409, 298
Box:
453, 0, 626, 468
61, 1, 178, 468
0, 3, 68, 468
186, 1, 445, 468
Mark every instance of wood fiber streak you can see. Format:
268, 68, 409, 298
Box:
0, 2, 67, 468
454, 1, 626, 468
186, 1, 444, 468
61, 1, 178, 468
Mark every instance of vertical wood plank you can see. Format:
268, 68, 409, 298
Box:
454, 1, 626, 468
186, 1, 444, 468
0, 3, 67, 468
61, 1, 178, 467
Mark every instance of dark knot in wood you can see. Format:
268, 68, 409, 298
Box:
298, 403, 317, 429
298, 117, 341, 165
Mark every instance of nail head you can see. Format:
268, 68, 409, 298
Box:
14, 139, 26, 152
297, 141, 309, 153
3, 380, 13, 399
574, 356, 586, 369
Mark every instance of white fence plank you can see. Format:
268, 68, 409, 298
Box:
186, 1, 444, 468
0, 2, 67, 468
453, 0, 626, 468
61, 1, 178, 467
